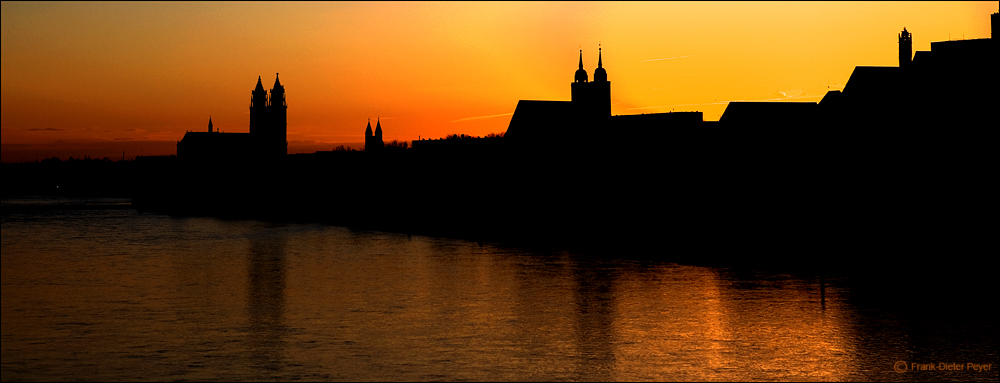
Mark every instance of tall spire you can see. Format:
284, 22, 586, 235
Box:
273, 72, 282, 89
365, 118, 373, 137
375, 117, 383, 138
575, 49, 589, 83
594, 44, 608, 82
598, 45, 603, 68
208, 116, 213, 133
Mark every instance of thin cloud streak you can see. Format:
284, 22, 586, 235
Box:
450, 112, 514, 123
641, 55, 694, 62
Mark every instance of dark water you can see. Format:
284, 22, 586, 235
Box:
2, 197, 996, 381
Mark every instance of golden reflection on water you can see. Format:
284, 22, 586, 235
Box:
280, 235, 861, 381
604, 266, 858, 381
3, 203, 993, 381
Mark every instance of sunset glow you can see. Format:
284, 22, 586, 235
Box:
1, 1, 994, 162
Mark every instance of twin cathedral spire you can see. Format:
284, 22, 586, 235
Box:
571, 46, 612, 117
249, 73, 288, 157
574, 46, 608, 83
178, 73, 287, 161
365, 118, 384, 151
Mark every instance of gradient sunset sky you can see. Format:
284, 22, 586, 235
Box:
1, 1, 995, 162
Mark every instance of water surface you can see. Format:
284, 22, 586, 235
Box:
2, 197, 995, 381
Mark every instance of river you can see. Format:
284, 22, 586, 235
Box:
2, 197, 995, 381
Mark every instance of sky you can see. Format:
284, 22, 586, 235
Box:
1, 1, 995, 162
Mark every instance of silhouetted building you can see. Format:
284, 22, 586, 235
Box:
251, 74, 288, 158
571, 47, 612, 119
364, 119, 373, 150
899, 27, 913, 68
720, 12, 995, 131
177, 74, 288, 163
176, 117, 255, 163
504, 100, 574, 145
365, 118, 384, 151
506, 47, 703, 149
135, 12, 998, 272
719, 102, 818, 125
842, 15, 991, 125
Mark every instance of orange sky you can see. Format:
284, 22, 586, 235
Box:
1, 1, 995, 162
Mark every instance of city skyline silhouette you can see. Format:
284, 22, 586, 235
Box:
1, 2, 995, 163
3, 6, 997, 264
3, 6, 997, 381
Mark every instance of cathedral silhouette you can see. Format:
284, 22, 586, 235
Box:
172, 12, 994, 170
571, 47, 611, 119
503, 45, 702, 150
504, 11, 994, 151
365, 118, 384, 152
136, 12, 995, 264
176, 74, 287, 163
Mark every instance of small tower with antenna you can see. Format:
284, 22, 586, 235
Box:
899, 27, 913, 68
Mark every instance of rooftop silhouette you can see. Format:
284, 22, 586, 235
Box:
176, 73, 287, 164
117, 12, 1000, 266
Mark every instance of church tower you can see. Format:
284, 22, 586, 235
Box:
593, 46, 607, 82
899, 28, 912, 68
365, 118, 384, 152
268, 73, 288, 156
365, 119, 375, 151
574, 50, 589, 83
249, 76, 268, 136
571, 47, 611, 119
592, 46, 611, 117
571, 50, 590, 106
374, 118, 384, 149
208, 116, 213, 133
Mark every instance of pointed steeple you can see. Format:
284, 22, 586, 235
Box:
375, 117, 383, 138
574, 49, 589, 83
251, 76, 268, 108
269, 73, 285, 108
365, 118, 373, 138
594, 44, 608, 82
208, 116, 213, 133
255, 76, 265, 92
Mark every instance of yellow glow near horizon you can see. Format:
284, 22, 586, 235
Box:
1, 2, 995, 161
